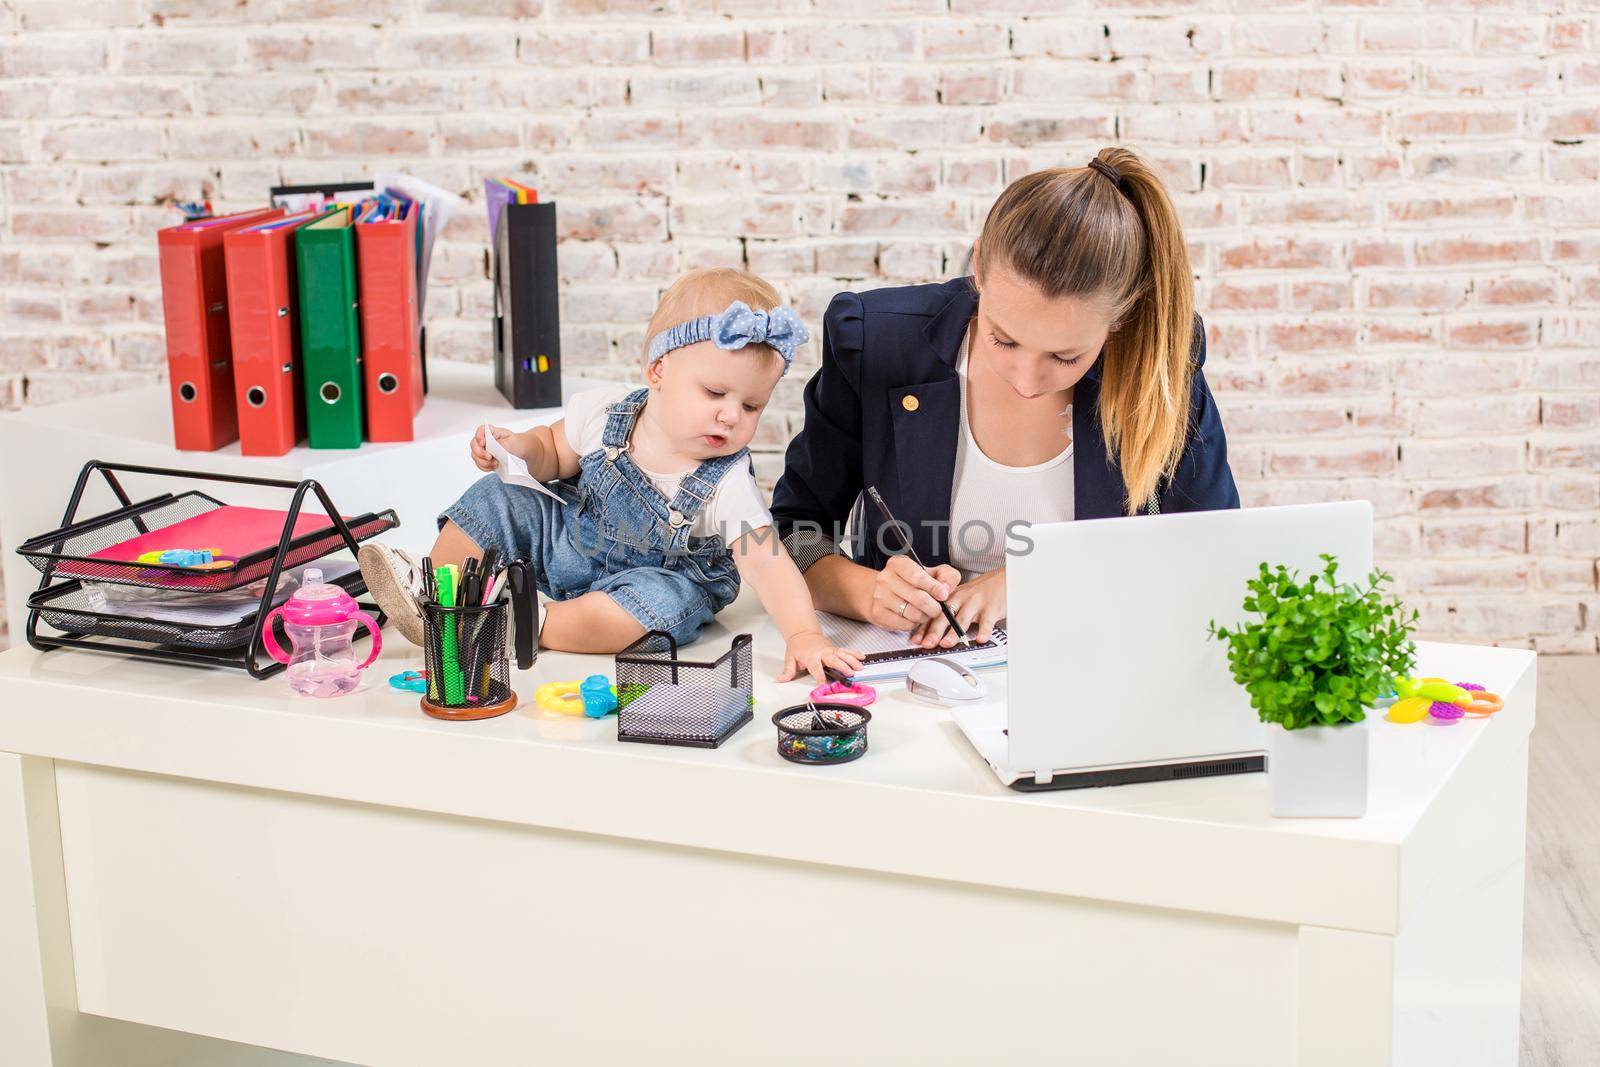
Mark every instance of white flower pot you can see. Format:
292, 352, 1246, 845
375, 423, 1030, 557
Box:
1264, 716, 1370, 818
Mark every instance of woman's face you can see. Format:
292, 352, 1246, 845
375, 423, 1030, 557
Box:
973, 265, 1113, 400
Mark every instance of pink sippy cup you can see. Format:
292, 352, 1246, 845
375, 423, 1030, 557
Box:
263, 568, 382, 697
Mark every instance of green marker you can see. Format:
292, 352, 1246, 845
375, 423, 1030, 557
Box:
436, 564, 463, 705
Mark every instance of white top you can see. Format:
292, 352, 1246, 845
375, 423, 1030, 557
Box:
563, 384, 773, 545
948, 338, 1075, 582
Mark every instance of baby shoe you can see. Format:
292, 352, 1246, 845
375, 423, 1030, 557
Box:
357, 542, 427, 646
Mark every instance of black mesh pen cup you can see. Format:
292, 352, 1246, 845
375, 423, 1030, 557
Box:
421, 600, 516, 721
614, 630, 753, 748
774, 704, 871, 765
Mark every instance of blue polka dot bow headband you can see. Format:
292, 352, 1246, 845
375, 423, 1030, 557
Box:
646, 300, 810, 375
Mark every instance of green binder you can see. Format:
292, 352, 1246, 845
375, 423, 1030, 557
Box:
295, 207, 364, 448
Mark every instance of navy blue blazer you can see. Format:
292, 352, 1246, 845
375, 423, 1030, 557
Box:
770, 277, 1239, 572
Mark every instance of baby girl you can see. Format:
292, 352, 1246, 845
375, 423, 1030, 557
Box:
360, 267, 861, 683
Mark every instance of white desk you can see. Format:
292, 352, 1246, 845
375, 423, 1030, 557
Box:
0, 363, 612, 640
0, 589, 1534, 1066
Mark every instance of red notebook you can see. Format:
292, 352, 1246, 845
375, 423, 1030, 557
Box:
87, 507, 345, 569
157, 207, 284, 451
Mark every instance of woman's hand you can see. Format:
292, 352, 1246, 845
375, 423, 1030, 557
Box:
778, 630, 865, 685
912, 567, 1006, 648
471, 425, 521, 472
867, 555, 963, 634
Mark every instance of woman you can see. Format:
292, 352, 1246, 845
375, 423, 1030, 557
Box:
770, 147, 1238, 649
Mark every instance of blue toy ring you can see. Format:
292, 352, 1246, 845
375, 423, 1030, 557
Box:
580, 674, 619, 718
389, 670, 428, 694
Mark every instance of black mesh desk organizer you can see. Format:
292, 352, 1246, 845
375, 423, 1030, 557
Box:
614, 631, 753, 748
18, 461, 395, 679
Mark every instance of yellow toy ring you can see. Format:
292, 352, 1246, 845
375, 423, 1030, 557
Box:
536, 680, 586, 714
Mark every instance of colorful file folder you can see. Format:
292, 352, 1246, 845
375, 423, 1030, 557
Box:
295, 207, 364, 449
355, 199, 424, 442
483, 176, 537, 247
224, 211, 318, 456
157, 207, 283, 451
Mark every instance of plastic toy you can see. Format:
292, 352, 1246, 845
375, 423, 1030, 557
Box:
1456, 682, 1504, 716
134, 547, 235, 569
537, 680, 584, 713
389, 669, 428, 693
1386, 676, 1504, 724
1386, 697, 1431, 723
579, 674, 618, 718
808, 679, 876, 707
536, 675, 618, 717
1428, 701, 1466, 722
1395, 676, 1468, 705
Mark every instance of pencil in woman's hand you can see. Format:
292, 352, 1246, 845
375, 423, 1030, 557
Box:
864, 486, 970, 646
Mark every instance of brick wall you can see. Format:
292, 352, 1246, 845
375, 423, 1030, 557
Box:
1, 2, 1597, 651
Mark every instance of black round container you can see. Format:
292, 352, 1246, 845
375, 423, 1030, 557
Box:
773, 703, 871, 765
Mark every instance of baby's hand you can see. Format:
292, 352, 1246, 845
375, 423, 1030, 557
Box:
471, 425, 518, 472
779, 631, 865, 685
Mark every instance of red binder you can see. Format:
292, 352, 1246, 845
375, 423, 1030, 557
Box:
355, 200, 423, 442
157, 207, 284, 451
224, 212, 318, 456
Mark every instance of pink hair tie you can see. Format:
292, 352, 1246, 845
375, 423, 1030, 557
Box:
809, 680, 876, 707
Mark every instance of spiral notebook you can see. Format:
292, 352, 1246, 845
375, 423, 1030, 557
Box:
818, 612, 1008, 681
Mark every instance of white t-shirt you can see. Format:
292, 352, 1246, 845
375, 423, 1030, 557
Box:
948, 337, 1076, 582
562, 384, 773, 546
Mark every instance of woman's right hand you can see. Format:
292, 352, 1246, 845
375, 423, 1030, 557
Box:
471, 425, 518, 472
867, 555, 962, 634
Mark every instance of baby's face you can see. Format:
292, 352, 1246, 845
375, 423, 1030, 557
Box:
648, 343, 784, 460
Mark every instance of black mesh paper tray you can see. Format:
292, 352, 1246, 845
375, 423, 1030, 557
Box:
17, 489, 397, 593
27, 567, 371, 652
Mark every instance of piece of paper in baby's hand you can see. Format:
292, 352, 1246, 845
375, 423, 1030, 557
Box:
482, 425, 564, 502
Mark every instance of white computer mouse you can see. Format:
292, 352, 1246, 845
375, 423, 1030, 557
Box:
905, 657, 989, 705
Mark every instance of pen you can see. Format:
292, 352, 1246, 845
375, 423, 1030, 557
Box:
476, 550, 501, 606
865, 485, 970, 646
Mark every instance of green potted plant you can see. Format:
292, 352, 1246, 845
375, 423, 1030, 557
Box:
1209, 554, 1418, 817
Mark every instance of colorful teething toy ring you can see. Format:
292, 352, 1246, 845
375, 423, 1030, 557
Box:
388, 669, 428, 694
1462, 691, 1504, 716
536, 680, 586, 714
809, 680, 876, 707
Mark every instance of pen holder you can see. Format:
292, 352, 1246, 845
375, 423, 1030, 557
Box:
420, 600, 516, 721
774, 703, 871, 765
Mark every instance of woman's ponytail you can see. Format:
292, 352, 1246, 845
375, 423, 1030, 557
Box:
1091, 147, 1195, 513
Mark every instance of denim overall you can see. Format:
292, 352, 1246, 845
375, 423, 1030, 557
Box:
442, 388, 745, 645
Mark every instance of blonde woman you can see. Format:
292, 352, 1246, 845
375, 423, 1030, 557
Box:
771, 147, 1239, 649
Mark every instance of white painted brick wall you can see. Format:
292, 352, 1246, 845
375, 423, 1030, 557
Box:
1, 2, 1597, 652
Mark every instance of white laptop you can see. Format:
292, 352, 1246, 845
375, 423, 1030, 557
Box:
954, 501, 1373, 791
